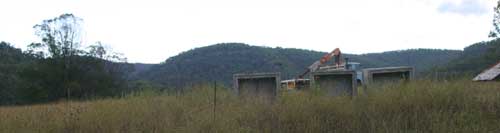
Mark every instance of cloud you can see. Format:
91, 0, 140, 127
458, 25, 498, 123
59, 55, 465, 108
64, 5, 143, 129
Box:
438, 0, 489, 16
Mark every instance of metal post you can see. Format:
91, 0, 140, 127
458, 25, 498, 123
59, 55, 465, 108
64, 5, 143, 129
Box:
345, 58, 350, 70
213, 81, 217, 122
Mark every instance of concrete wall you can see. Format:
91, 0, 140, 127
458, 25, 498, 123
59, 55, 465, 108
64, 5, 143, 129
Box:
362, 66, 413, 85
233, 73, 280, 98
311, 70, 357, 96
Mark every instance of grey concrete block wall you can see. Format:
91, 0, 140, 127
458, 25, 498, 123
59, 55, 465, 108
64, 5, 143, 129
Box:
233, 73, 280, 98
311, 70, 357, 96
362, 66, 414, 85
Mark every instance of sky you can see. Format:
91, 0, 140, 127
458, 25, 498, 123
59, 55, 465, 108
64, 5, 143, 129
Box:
0, 0, 496, 63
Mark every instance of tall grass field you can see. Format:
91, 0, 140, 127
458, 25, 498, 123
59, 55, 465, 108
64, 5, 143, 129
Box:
1, 80, 500, 132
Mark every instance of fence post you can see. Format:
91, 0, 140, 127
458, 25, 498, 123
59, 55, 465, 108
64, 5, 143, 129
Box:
213, 81, 217, 122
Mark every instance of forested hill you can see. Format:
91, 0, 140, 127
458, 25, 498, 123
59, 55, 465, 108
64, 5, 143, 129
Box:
0, 42, 33, 103
0, 41, 132, 105
438, 38, 500, 74
138, 43, 461, 87
137, 43, 323, 87
348, 49, 461, 72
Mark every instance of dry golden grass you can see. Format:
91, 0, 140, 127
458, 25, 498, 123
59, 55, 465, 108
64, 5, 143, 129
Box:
1, 80, 500, 132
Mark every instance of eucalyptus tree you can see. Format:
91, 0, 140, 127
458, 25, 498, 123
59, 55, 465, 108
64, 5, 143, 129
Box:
29, 13, 84, 99
490, 1, 500, 38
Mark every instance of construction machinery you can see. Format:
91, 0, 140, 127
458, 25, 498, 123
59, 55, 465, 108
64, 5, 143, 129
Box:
282, 48, 359, 90
298, 48, 344, 79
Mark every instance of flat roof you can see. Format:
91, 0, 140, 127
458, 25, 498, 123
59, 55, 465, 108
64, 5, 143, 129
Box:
281, 79, 310, 83
362, 66, 413, 71
233, 72, 280, 79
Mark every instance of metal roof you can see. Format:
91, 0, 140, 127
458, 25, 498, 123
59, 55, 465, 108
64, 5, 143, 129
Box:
473, 62, 500, 81
362, 66, 413, 71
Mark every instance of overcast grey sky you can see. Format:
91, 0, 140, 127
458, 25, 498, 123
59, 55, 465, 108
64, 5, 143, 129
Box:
0, 0, 496, 63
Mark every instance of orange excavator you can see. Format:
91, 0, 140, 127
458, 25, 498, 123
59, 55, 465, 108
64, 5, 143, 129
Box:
298, 48, 343, 78
281, 48, 345, 90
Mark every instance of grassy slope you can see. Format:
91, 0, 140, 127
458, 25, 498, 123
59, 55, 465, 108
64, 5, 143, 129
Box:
1, 80, 500, 132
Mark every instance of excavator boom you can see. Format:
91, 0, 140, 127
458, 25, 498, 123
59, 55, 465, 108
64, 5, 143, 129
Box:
298, 48, 342, 78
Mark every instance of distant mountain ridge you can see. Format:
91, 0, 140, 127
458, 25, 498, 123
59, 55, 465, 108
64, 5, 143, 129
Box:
129, 63, 155, 78
439, 38, 500, 75
137, 43, 462, 88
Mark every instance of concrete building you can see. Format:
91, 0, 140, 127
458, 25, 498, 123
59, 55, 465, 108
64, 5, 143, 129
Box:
233, 73, 280, 98
362, 66, 413, 85
473, 62, 500, 81
311, 70, 357, 96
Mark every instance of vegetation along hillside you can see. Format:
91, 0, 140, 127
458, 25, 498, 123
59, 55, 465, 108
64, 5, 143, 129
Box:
139, 43, 462, 88
0, 42, 33, 104
0, 14, 134, 105
439, 38, 500, 75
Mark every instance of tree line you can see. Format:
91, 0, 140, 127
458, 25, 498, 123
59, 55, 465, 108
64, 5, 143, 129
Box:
0, 14, 133, 105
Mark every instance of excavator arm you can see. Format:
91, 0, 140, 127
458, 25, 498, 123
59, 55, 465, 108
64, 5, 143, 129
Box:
298, 48, 342, 78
